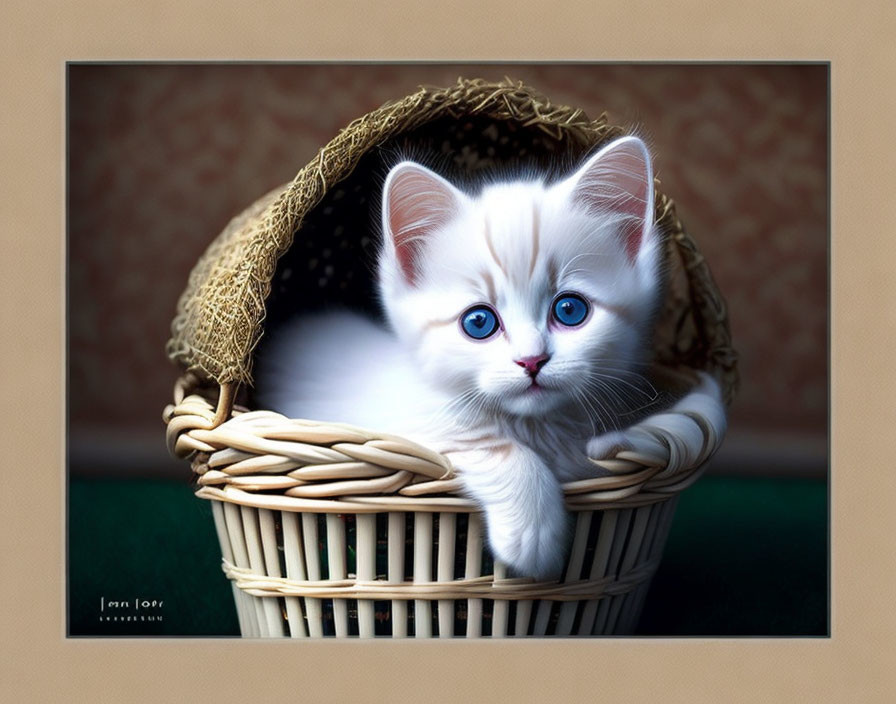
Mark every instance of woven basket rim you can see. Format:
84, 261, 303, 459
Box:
163, 362, 719, 513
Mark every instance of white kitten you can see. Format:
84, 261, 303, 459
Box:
255, 136, 724, 579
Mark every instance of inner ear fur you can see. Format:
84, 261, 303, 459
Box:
383, 162, 463, 285
569, 136, 654, 261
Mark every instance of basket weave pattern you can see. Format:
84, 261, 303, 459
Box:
165, 370, 718, 636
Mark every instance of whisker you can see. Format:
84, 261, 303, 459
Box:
589, 371, 658, 400
584, 377, 629, 411
570, 386, 599, 436
556, 251, 608, 281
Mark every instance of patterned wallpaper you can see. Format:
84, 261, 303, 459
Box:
68, 63, 828, 460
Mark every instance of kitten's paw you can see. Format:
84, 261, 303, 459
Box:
486, 502, 570, 581
586, 431, 633, 460
449, 441, 570, 580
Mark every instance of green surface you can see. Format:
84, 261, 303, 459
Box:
68, 478, 239, 636
68, 474, 827, 637
639, 475, 828, 636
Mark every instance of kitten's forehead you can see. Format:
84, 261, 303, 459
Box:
416, 178, 628, 319
483, 196, 541, 284
429, 190, 554, 308
452, 182, 602, 287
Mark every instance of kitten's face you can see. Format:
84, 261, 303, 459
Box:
379, 137, 662, 420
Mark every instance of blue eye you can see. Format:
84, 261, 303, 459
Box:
460, 306, 499, 340
552, 293, 589, 327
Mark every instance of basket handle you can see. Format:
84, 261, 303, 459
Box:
213, 381, 238, 427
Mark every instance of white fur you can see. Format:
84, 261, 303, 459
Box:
255, 137, 726, 579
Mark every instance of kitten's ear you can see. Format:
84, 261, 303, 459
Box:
382, 161, 464, 285
568, 136, 654, 261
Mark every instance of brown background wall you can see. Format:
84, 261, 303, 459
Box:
68, 63, 828, 475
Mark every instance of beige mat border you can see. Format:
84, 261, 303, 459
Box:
3, 0, 890, 701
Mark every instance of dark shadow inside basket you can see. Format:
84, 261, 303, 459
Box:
260, 116, 594, 328
251, 112, 707, 409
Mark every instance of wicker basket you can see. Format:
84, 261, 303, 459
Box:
164, 78, 737, 638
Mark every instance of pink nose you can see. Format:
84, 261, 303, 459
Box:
515, 354, 550, 377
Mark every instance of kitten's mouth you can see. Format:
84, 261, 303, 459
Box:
500, 379, 565, 416
519, 378, 556, 396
